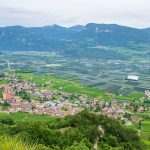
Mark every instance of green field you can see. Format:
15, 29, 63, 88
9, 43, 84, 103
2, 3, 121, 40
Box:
0, 79, 9, 84
116, 95, 134, 101
140, 120, 150, 147
18, 73, 110, 100
135, 112, 150, 118
129, 92, 145, 99
0, 112, 57, 122
116, 91, 146, 101
141, 120, 150, 132
128, 119, 150, 142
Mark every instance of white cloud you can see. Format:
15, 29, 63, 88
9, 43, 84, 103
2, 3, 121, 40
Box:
0, 0, 149, 28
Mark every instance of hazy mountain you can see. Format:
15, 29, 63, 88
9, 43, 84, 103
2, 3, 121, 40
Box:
0, 23, 149, 59
75, 23, 150, 46
69, 25, 85, 32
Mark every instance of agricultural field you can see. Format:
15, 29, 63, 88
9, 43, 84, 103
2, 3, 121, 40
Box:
139, 119, 150, 144
129, 92, 145, 99
135, 111, 150, 118
18, 73, 150, 102
0, 51, 149, 100
0, 112, 57, 122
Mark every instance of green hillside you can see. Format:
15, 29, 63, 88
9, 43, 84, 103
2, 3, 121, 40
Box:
0, 111, 148, 150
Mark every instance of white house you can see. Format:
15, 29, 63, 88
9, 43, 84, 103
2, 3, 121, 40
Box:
126, 75, 139, 81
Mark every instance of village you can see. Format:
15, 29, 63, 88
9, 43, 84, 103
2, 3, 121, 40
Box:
0, 73, 150, 126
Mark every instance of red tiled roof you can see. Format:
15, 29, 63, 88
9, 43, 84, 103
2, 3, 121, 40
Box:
5, 93, 14, 100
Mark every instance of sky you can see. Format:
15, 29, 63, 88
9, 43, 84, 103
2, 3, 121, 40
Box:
0, 0, 149, 28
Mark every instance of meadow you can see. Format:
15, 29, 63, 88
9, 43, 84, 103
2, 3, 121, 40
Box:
127, 118, 150, 145
0, 112, 57, 122
140, 120, 150, 139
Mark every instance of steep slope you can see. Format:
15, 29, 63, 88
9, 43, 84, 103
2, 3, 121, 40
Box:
0, 111, 147, 149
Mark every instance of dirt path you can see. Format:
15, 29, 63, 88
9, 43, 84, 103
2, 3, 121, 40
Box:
93, 125, 104, 150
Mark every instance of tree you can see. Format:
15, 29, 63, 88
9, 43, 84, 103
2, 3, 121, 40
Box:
95, 105, 101, 112
18, 91, 30, 101
65, 141, 89, 150
1, 118, 15, 125
138, 120, 142, 130
123, 113, 131, 119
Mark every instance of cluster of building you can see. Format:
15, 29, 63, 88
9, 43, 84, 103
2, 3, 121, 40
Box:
0, 79, 82, 116
100, 101, 144, 125
0, 74, 149, 125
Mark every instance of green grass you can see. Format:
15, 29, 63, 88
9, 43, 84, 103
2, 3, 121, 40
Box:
116, 95, 133, 101
25, 114, 57, 122
127, 118, 150, 141
129, 92, 145, 99
0, 112, 57, 122
18, 73, 110, 100
135, 111, 150, 118
0, 136, 45, 150
143, 140, 150, 148
138, 121, 149, 141
0, 106, 10, 110
116, 91, 145, 101
141, 132, 150, 141
141, 120, 150, 132
140, 120, 150, 141
0, 79, 9, 84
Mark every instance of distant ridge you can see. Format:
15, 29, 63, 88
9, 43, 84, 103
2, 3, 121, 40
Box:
0, 23, 150, 60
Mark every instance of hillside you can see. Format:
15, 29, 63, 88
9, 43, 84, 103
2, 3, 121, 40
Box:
0, 23, 150, 60
0, 111, 148, 150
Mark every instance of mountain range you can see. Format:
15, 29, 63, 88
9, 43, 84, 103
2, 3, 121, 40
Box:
0, 23, 150, 60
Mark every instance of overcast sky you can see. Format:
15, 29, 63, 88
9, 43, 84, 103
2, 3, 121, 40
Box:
0, 0, 149, 28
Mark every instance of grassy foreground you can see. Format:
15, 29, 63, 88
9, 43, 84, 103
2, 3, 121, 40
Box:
0, 136, 47, 150
0, 111, 147, 150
